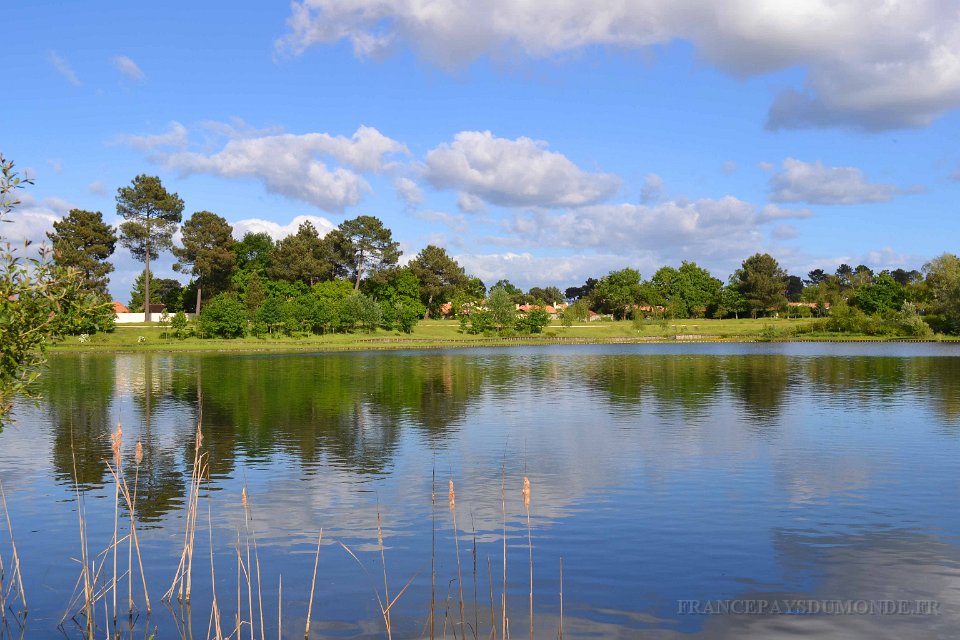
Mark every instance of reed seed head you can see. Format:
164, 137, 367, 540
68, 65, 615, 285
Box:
522, 476, 531, 510
448, 479, 456, 510
195, 425, 203, 450
111, 421, 123, 464
134, 440, 143, 466
241, 486, 248, 510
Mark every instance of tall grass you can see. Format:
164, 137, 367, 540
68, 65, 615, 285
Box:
12, 421, 563, 640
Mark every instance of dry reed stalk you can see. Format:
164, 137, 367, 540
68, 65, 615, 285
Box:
207, 496, 223, 640
0, 482, 25, 616
111, 421, 122, 632
522, 477, 532, 640
304, 528, 323, 639
241, 486, 265, 640
164, 421, 206, 604
277, 575, 281, 640
376, 510, 392, 640
557, 557, 563, 640
488, 557, 496, 640
500, 467, 507, 640
129, 440, 147, 615
69, 434, 95, 638
449, 480, 466, 638
337, 539, 419, 640
235, 530, 242, 638
430, 468, 436, 640
472, 516, 479, 640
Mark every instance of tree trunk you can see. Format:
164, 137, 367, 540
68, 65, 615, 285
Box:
423, 293, 434, 319
195, 282, 202, 316
144, 235, 151, 322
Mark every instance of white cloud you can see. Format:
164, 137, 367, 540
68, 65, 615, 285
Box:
49, 51, 80, 86
416, 210, 468, 235
232, 214, 335, 241
424, 130, 620, 208
113, 55, 146, 82
277, 0, 960, 130
455, 252, 646, 289
393, 177, 423, 207
125, 121, 408, 212
771, 224, 800, 240
88, 181, 107, 195
456, 192, 485, 214
769, 158, 898, 205
0, 194, 70, 247
639, 173, 663, 204
755, 203, 812, 223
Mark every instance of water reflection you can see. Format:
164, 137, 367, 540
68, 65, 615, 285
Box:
16, 345, 960, 638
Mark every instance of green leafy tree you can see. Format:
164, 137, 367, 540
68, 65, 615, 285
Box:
715, 286, 748, 319
366, 267, 425, 332
233, 231, 274, 276
243, 271, 266, 320
268, 221, 336, 285
129, 271, 184, 312
565, 278, 598, 301
198, 293, 247, 338
527, 286, 564, 305
516, 308, 551, 333
170, 310, 189, 339
591, 268, 642, 319
116, 175, 184, 320
408, 244, 467, 317
850, 272, 904, 316
0, 155, 109, 417
173, 210, 236, 314
924, 253, 960, 332
332, 215, 401, 289
46, 208, 117, 296
733, 253, 788, 317
487, 286, 517, 331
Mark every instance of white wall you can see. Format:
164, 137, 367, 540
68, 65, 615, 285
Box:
115, 313, 197, 324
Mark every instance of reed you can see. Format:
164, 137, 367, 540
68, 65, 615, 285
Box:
522, 476, 532, 640
0, 480, 26, 624
164, 420, 207, 604
304, 528, 322, 639
449, 479, 466, 638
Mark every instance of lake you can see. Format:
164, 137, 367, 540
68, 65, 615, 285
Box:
2, 343, 960, 639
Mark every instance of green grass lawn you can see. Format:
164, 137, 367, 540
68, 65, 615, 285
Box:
49, 316, 949, 354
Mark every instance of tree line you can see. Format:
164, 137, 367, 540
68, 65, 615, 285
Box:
40, 173, 960, 340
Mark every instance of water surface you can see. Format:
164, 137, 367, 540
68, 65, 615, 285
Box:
2, 343, 960, 638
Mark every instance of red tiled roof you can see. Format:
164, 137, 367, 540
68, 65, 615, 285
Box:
112, 301, 129, 314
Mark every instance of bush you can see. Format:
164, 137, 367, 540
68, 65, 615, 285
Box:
170, 311, 189, 339
893, 302, 933, 338
198, 293, 247, 338
516, 308, 551, 334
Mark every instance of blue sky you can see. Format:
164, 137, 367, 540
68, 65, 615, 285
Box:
5, 1, 960, 300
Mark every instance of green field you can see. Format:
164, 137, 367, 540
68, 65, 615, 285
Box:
48, 316, 954, 354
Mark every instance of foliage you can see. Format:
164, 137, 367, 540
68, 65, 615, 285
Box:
198, 293, 248, 338
408, 244, 466, 317
173, 210, 236, 312
268, 221, 336, 285
332, 215, 401, 289
116, 174, 184, 320
732, 253, 788, 316
129, 270, 184, 312
850, 272, 905, 315
486, 286, 517, 331
893, 302, 933, 338
714, 286, 748, 319
590, 268, 642, 319
516, 307, 551, 334
170, 310, 189, 339
366, 267, 424, 332
0, 155, 112, 417
647, 262, 721, 318
924, 253, 960, 332
46, 208, 117, 295
233, 231, 274, 276
341, 293, 383, 333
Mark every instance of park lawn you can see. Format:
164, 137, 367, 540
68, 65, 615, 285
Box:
46, 316, 922, 354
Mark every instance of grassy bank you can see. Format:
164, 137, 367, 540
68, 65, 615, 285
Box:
47, 317, 958, 354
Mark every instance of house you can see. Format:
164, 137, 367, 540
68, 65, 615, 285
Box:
112, 301, 129, 314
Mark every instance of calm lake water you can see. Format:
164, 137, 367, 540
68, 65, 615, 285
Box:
2, 343, 960, 639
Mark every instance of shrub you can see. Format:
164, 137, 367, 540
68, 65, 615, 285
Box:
199, 293, 247, 338
170, 310, 189, 339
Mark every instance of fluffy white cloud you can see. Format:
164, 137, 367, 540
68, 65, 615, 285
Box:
756, 203, 812, 223
506, 196, 801, 256
393, 176, 423, 207
48, 51, 80, 86
424, 130, 620, 208
232, 214, 335, 241
455, 252, 649, 289
113, 55, 146, 81
639, 173, 663, 204
769, 158, 898, 205
126, 121, 408, 212
1, 194, 69, 246
456, 192, 485, 214
277, 0, 960, 130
